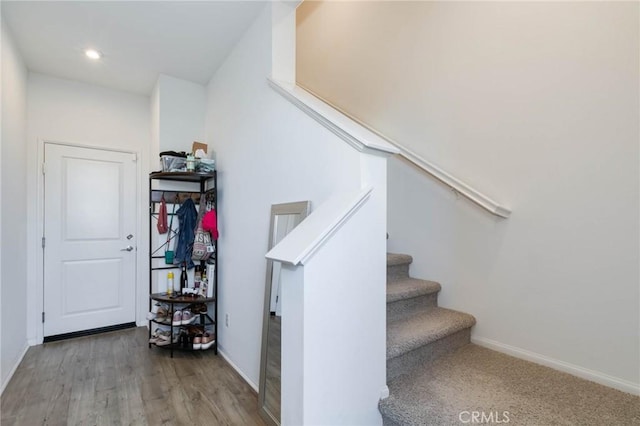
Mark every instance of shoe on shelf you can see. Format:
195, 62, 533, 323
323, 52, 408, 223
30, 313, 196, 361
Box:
146, 311, 157, 321
193, 334, 203, 350
181, 309, 196, 325
200, 332, 215, 350
156, 332, 179, 347
156, 305, 169, 321
172, 310, 183, 326
150, 329, 171, 345
188, 303, 207, 314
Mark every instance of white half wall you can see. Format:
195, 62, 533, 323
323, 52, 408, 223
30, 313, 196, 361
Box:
205, 3, 361, 387
26, 73, 151, 342
1, 19, 29, 392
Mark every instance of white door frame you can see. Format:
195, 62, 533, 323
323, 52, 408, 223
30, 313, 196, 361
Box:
31, 139, 141, 344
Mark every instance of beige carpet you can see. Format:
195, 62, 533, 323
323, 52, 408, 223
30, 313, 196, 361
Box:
380, 344, 640, 426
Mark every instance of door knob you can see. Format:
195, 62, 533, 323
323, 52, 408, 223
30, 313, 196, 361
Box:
121, 245, 134, 252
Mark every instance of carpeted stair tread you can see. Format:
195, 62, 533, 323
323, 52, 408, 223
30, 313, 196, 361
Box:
387, 253, 413, 267
380, 344, 640, 426
387, 307, 476, 360
387, 277, 441, 304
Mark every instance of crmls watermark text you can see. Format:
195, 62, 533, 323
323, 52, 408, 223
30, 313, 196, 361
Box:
458, 411, 510, 424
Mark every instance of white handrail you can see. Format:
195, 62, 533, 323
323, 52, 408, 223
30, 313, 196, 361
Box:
268, 78, 398, 156
276, 80, 511, 218
266, 187, 373, 265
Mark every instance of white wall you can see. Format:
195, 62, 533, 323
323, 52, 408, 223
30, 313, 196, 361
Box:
157, 74, 206, 157
1, 20, 29, 392
205, 3, 361, 387
150, 80, 160, 166
26, 73, 151, 342
298, 1, 639, 390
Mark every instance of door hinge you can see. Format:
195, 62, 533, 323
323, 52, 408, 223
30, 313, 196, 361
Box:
42, 236, 46, 249
42, 312, 45, 323
41, 163, 46, 175
132, 153, 138, 162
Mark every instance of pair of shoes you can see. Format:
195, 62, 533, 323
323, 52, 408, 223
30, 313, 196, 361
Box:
172, 309, 196, 326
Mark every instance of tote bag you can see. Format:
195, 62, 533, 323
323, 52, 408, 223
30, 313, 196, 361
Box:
192, 196, 212, 261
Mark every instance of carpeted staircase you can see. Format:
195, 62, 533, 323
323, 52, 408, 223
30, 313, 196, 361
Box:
381, 253, 476, 424
379, 253, 640, 426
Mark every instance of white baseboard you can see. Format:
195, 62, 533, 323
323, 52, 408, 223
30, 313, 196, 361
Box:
218, 347, 259, 393
472, 336, 640, 396
1, 343, 29, 396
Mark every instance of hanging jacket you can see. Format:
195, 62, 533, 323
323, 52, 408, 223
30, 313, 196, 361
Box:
174, 198, 198, 269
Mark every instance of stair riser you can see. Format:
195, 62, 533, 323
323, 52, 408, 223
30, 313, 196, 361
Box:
387, 264, 410, 280
387, 328, 471, 381
387, 293, 438, 323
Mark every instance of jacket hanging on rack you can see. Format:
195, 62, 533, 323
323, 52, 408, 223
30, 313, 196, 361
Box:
174, 198, 198, 269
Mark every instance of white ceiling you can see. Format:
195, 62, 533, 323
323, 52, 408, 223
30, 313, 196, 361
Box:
1, 1, 265, 95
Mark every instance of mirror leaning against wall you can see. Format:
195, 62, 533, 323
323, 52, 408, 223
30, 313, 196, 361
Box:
258, 201, 310, 426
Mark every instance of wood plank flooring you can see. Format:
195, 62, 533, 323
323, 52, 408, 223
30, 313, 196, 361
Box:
1, 327, 266, 426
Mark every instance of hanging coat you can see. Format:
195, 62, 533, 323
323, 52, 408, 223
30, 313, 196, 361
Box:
174, 198, 198, 269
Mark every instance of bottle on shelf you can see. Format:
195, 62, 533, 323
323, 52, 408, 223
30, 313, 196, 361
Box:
180, 262, 188, 294
167, 272, 174, 295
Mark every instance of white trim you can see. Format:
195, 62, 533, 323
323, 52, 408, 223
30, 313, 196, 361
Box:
266, 187, 373, 266
472, 336, 640, 396
297, 84, 512, 219
1, 343, 29, 396
268, 78, 399, 157
218, 347, 259, 393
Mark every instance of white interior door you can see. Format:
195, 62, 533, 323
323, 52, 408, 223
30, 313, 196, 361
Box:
44, 143, 137, 337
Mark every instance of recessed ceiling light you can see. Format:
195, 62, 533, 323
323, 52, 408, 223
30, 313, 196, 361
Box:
85, 49, 102, 60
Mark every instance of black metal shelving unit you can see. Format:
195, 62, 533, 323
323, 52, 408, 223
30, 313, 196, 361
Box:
148, 171, 218, 356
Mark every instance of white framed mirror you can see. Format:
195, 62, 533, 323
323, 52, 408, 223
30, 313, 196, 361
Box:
258, 201, 310, 426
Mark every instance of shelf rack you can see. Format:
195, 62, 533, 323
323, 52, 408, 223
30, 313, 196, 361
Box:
148, 171, 218, 356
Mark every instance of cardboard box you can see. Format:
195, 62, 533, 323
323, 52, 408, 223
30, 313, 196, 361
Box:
192, 141, 208, 155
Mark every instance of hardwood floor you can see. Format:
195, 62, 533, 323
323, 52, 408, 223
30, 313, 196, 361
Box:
1, 327, 266, 426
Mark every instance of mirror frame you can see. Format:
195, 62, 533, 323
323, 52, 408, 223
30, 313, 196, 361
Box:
258, 201, 310, 426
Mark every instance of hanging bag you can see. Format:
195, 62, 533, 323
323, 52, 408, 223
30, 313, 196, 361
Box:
192, 195, 212, 261
157, 195, 168, 234
164, 199, 177, 264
